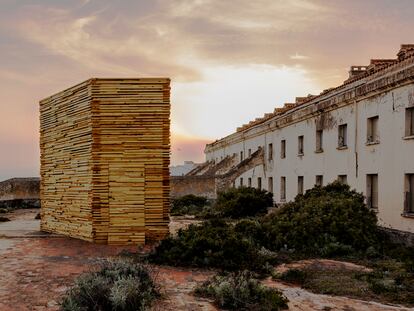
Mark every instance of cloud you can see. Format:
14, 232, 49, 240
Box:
290, 53, 309, 60
1, 0, 414, 178
172, 64, 320, 138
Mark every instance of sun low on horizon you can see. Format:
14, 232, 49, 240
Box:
1, 0, 414, 180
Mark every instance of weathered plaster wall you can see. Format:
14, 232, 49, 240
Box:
204, 51, 414, 234
171, 175, 216, 199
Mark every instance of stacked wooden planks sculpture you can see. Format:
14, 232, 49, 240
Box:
40, 78, 170, 245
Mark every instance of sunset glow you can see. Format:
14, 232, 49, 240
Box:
1, 0, 414, 180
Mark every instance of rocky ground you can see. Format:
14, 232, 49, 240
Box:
0, 209, 412, 311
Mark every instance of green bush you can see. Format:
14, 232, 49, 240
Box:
205, 187, 273, 219
261, 181, 380, 256
234, 219, 266, 246
170, 194, 209, 216
149, 219, 276, 272
194, 271, 288, 310
60, 259, 159, 311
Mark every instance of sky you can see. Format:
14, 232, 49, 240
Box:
0, 0, 414, 181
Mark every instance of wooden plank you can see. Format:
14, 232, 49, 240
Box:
40, 78, 170, 245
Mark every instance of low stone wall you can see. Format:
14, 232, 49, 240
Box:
171, 175, 216, 199
380, 227, 414, 247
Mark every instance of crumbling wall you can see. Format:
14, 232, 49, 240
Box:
171, 148, 264, 199
0, 178, 40, 209
0, 178, 40, 201
171, 175, 216, 199
216, 148, 265, 192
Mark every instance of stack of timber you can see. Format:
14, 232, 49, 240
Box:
40, 78, 170, 245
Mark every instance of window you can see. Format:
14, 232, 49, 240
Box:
280, 177, 286, 200
240, 178, 243, 187
248, 148, 252, 157
338, 124, 348, 148
298, 176, 304, 195
367, 116, 379, 143
257, 177, 262, 190
298, 135, 304, 155
248, 177, 252, 187
406, 107, 414, 137
281, 140, 286, 158
268, 177, 273, 193
240, 151, 244, 162
268, 143, 273, 161
404, 174, 414, 214
232, 181, 236, 188
338, 175, 347, 184
315, 175, 323, 187
366, 174, 378, 209
316, 130, 323, 152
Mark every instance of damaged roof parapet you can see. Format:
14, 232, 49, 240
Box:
398, 44, 414, 61
206, 44, 414, 152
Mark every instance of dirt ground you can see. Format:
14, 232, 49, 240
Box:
0, 209, 412, 311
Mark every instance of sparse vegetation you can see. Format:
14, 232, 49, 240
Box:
0, 216, 10, 222
151, 182, 382, 271
170, 194, 210, 216
150, 181, 414, 307
60, 259, 160, 311
274, 259, 414, 307
195, 271, 288, 310
277, 268, 307, 285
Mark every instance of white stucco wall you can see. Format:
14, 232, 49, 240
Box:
205, 68, 414, 234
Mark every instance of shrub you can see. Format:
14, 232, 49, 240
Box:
149, 219, 275, 272
194, 271, 288, 310
234, 218, 266, 246
261, 181, 380, 256
206, 187, 273, 219
170, 194, 209, 216
60, 259, 159, 311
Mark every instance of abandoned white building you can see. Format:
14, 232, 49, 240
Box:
174, 45, 414, 236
